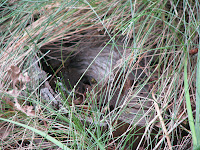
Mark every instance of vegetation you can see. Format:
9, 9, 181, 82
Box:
0, 0, 199, 149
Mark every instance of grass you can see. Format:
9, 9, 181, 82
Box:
0, 0, 200, 149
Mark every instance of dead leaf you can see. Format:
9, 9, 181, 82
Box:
7, 89, 20, 98
8, 66, 20, 88
189, 48, 198, 55
6, 65, 34, 116
0, 125, 10, 140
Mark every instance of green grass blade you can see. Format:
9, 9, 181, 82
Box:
0, 117, 70, 150
195, 30, 200, 146
86, 129, 105, 150
184, 51, 197, 147
195, 6, 200, 145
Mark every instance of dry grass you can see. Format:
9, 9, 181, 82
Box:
0, 0, 199, 149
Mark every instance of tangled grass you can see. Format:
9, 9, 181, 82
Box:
0, 0, 199, 149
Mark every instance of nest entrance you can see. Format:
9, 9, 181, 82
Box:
40, 40, 128, 102
40, 38, 154, 113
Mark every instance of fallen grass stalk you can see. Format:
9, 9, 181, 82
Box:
152, 91, 172, 150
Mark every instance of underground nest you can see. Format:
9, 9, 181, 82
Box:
41, 41, 153, 126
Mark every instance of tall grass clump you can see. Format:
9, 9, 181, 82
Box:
0, 0, 199, 149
